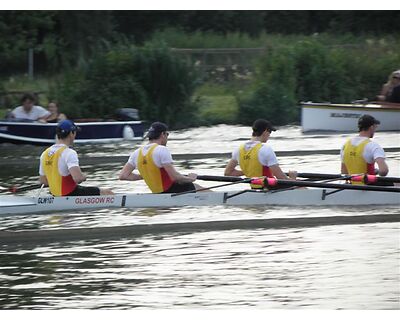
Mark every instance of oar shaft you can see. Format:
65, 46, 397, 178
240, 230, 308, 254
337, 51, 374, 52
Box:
0, 184, 42, 194
197, 175, 244, 182
266, 178, 400, 193
295, 173, 400, 183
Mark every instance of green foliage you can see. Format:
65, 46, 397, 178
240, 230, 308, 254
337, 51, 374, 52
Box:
53, 43, 199, 128
237, 38, 400, 125
197, 95, 238, 125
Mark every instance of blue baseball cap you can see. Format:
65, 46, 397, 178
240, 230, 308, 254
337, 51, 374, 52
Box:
57, 120, 80, 134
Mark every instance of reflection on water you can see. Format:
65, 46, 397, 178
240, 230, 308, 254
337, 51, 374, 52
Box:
0, 225, 399, 309
0, 125, 399, 309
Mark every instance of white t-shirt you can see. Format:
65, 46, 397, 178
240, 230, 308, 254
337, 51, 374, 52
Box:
11, 105, 50, 120
232, 141, 279, 167
39, 144, 79, 176
340, 136, 386, 164
128, 143, 173, 168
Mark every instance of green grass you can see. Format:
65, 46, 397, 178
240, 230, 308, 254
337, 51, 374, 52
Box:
198, 95, 238, 124
195, 83, 239, 124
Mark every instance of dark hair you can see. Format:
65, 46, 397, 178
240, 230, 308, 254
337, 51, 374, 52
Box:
147, 122, 168, 140
252, 119, 276, 136
21, 93, 37, 104
358, 114, 380, 131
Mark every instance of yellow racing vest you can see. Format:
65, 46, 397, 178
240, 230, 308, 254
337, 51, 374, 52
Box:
42, 146, 77, 196
239, 142, 273, 178
137, 144, 173, 193
343, 138, 375, 184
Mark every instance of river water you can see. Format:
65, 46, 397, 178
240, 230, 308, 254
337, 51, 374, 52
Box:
0, 125, 399, 309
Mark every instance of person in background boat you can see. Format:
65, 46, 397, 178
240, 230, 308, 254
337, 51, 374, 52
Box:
224, 119, 297, 186
39, 120, 114, 196
341, 114, 389, 184
377, 70, 400, 103
119, 121, 203, 193
46, 101, 67, 123
9, 93, 50, 122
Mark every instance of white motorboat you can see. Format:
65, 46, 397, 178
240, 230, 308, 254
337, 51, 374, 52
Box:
301, 101, 400, 132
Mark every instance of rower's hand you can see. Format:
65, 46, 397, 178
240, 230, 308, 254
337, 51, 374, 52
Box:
187, 173, 197, 181
288, 170, 297, 180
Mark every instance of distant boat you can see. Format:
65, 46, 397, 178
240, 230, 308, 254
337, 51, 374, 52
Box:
0, 108, 146, 145
301, 101, 400, 132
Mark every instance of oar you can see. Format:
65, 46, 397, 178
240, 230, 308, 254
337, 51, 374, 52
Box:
171, 178, 252, 197
0, 184, 42, 194
197, 175, 400, 193
198, 174, 400, 184
294, 172, 400, 184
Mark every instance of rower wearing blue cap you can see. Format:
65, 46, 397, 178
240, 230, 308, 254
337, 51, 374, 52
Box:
39, 120, 114, 196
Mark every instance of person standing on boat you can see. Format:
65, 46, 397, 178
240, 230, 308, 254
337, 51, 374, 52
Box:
119, 122, 203, 193
39, 120, 114, 196
9, 93, 50, 122
341, 114, 389, 181
45, 101, 67, 123
224, 119, 297, 185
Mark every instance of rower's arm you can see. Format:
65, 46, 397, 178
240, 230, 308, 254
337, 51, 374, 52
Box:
39, 175, 48, 186
375, 158, 389, 176
224, 159, 243, 177
162, 163, 196, 183
69, 166, 87, 184
341, 163, 348, 174
119, 163, 142, 181
270, 164, 296, 180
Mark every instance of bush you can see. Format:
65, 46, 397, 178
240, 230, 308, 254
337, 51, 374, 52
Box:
238, 38, 400, 125
53, 42, 199, 128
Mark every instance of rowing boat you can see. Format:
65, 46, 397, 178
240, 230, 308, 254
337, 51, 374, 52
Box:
1, 188, 399, 215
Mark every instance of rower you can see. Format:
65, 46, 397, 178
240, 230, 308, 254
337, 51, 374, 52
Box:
39, 120, 114, 196
341, 114, 390, 185
224, 118, 297, 188
119, 121, 203, 193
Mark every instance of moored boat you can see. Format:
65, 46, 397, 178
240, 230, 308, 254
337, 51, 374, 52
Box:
0, 119, 146, 145
1, 188, 399, 216
301, 101, 400, 132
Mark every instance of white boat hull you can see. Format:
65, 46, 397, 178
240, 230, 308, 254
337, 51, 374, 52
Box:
1, 189, 399, 215
301, 102, 400, 132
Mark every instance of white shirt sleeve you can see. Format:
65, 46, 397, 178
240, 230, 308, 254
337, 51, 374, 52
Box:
127, 149, 140, 168
232, 147, 240, 162
364, 142, 386, 163
39, 153, 45, 175
258, 144, 279, 167
35, 106, 51, 118
340, 143, 345, 161
64, 149, 80, 169
153, 146, 173, 167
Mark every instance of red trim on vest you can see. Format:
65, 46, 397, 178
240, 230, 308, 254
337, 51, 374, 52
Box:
367, 163, 375, 175
262, 166, 273, 178
61, 175, 77, 196
160, 168, 174, 191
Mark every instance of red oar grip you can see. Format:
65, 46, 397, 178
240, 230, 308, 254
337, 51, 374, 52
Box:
364, 174, 378, 184
351, 174, 378, 184
250, 178, 265, 186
